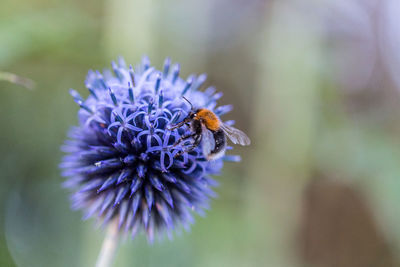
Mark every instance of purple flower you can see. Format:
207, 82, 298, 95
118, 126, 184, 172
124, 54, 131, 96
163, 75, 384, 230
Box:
60, 57, 240, 242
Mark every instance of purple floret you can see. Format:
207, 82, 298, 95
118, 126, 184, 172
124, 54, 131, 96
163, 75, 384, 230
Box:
60, 56, 238, 242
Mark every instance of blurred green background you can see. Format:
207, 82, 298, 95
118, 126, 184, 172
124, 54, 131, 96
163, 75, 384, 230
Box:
2, 0, 400, 266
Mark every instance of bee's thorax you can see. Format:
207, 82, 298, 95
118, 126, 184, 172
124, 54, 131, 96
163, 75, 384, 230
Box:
195, 108, 220, 131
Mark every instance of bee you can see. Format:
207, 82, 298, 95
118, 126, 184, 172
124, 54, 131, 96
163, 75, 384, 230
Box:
169, 97, 251, 160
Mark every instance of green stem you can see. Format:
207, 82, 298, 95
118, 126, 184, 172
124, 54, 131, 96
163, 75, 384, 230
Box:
95, 219, 120, 267
0, 71, 35, 90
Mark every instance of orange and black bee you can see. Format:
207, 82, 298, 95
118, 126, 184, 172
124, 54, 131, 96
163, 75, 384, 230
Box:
169, 97, 251, 160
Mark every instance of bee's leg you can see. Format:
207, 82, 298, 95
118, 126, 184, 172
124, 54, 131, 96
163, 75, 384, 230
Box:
168, 118, 189, 131
174, 135, 201, 158
172, 133, 196, 147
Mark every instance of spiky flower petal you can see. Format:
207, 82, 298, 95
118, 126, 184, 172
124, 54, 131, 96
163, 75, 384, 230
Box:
61, 57, 239, 242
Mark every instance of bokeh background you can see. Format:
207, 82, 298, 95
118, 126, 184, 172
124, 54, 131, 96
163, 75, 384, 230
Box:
1, 0, 400, 266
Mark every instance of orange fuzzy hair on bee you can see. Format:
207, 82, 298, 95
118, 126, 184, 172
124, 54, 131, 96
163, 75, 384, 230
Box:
196, 108, 220, 131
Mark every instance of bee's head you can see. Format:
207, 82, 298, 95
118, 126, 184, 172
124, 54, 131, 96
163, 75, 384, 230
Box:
182, 96, 198, 120
188, 110, 199, 119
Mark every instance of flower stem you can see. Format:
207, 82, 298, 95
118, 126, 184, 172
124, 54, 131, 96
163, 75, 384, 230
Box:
0, 71, 35, 90
96, 219, 120, 267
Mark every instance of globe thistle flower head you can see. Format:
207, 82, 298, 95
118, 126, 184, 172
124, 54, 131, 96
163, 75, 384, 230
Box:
61, 57, 240, 242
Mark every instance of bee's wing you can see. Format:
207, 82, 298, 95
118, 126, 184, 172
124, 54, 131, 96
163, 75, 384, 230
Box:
201, 124, 215, 157
220, 123, 251, 146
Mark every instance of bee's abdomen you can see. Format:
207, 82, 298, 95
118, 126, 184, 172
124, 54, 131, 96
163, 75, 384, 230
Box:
210, 129, 226, 156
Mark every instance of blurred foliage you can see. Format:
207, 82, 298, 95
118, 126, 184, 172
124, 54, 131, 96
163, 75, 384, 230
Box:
1, 0, 400, 266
